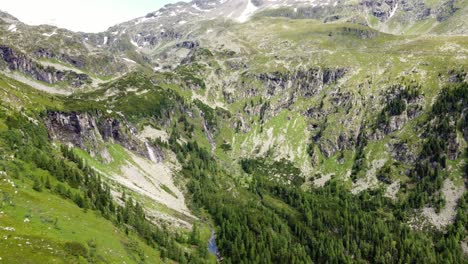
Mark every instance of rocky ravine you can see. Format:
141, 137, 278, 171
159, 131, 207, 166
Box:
45, 111, 194, 227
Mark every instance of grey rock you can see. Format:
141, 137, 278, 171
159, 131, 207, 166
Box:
0, 45, 90, 87
388, 141, 416, 164
45, 111, 154, 162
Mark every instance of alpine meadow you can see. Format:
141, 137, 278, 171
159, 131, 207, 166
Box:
0, 0, 467, 263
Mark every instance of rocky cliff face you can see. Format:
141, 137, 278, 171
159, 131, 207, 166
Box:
0, 46, 91, 87
361, 0, 399, 21
230, 67, 346, 104
255, 67, 346, 97
45, 111, 163, 163
33, 48, 86, 70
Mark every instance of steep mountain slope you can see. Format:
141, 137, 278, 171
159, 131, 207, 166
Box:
0, 0, 467, 263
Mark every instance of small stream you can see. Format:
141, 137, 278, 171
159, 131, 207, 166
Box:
208, 230, 220, 259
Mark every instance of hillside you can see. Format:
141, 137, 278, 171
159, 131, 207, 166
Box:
0, 0, 467, 263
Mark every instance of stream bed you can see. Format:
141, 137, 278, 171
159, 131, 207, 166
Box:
208, 231, 220, 258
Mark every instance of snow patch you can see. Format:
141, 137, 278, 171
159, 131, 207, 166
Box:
7, 24, 16, 32
192, 3, 209, 12
389, 2, 398, 19
103, 36, 108, 45
42, 31, 57, 37
178, 20, 187, 25
237, 0, 259, 23
135, 16, 156, 25
122, 58, 136, 64
130, 38, 139, 47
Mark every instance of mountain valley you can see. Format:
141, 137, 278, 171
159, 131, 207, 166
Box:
0, 0, 467, 263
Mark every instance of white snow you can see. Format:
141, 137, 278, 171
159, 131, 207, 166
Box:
111, 31, 119, 35
389, 2, 398, 19
103, 36, 108, 45
192, 3, 209, 12
130, 38, 139, 47
42, 31, 57, 37
7, 24, 16, 32
178, 20, 187, 25
135, 16, 156, 25
122, 58, 136, 64
237, 0, 259, 23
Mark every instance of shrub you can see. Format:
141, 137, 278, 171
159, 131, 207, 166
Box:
64, 241, 88, 257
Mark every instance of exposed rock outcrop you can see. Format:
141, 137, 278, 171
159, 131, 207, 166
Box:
387, 141, 417, 164
372, 85, 424, 139
176, 40, 199, 49
45, 111, 162, 162
342, 27, 378, 39
33, 48, 86, 69
361, 0, 398, 21
0, 45, 90, 87
435, 0, 458, 22
251, 67, 346, 98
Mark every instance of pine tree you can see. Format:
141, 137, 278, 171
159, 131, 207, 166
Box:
33, 177, 42, 192
45, 176, 51, 189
